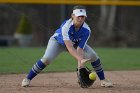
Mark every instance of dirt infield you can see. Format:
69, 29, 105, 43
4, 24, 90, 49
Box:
0, 71, 140, 93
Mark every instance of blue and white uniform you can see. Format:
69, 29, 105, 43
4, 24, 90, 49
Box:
24, 7, 106, 83
41, 18, 99, 63
54, 18, 90, 49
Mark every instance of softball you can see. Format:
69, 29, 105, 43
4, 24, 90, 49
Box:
89, 72, 96, 80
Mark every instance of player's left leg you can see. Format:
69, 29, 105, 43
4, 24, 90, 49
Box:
83, 45, 105, 80
83, 45, 113, 87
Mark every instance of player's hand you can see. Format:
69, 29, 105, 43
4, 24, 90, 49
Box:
78, 59, 90, 68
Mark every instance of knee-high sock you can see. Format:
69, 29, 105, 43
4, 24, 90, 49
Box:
91, 59, 105, 80
27, 60, 46, 80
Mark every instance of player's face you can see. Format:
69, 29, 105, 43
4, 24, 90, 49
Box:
72, 14, 86, 28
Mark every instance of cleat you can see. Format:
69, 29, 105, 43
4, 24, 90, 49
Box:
101, 79, 113, 87
21, 78, 30, 87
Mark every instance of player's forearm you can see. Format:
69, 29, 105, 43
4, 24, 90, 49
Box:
77, 47, 84, 59
64, 40, 82, 61
69, 47, 81, 60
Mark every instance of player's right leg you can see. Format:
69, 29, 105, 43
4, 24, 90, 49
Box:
21, 36, 65, 87
21, 59, 46, 87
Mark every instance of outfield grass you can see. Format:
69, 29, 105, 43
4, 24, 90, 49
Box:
0, 47, 140, 74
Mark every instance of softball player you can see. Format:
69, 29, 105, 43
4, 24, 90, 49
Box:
22, 5, 113, 87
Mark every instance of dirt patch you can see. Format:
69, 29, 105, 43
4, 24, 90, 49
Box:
0, 71, 140, 93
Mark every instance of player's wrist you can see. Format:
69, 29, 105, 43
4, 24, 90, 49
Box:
78, 59, 90, 68
77, 59, 85, 68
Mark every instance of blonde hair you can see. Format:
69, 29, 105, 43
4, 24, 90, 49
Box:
73, 5, 86, 10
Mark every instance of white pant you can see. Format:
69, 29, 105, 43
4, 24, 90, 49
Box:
41, 36, 99, 64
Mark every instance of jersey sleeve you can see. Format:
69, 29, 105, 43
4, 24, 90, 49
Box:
78, 29, 91, 49
61, 25, 70, 40
61, 19, 72, 40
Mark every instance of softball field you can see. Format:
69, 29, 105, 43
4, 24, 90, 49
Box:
0, 71, 140, 93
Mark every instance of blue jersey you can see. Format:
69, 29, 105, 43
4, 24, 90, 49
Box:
53, 18, 91, 49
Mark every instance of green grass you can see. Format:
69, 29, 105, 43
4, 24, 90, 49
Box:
96, 48, 140, 70
0, 47, 140, 74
